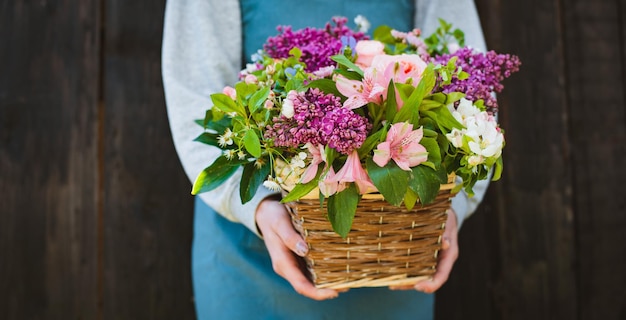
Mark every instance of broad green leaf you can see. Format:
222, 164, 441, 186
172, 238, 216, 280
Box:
331, 55, 364, 77
248, 86, 270, 113
373, 25, 394, 43
420, 137, 441, 166
327, 184, 359, 238
357, 130, 383, 158
193, 132, 220, 147
240, 160, 271, 204
284, 78, 304, 92
306, 79, 342, 97
409, 165, 442, 205
243, 130, 262, 158
192, 156, 240, 195
404, 188, 418, 211
195, 119, 205, 127
211, 93, 245, 117
235, 82, 258, 101
366, 158, 410, 206
333, 69, 362, 81
445, 92, 465, 105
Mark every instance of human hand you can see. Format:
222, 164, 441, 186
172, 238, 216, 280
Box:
389, 209, 459, 293
255, 198, 340, 300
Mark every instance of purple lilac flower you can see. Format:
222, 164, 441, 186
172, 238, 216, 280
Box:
265, 88, 370, 155
433, 47, 521, 113
264, 17, 368, 72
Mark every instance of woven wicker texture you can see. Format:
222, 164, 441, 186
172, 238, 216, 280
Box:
286, 182, 455, 289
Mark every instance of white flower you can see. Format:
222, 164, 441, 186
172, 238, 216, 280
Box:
281, 96, 295, 118
263, 178, 282, 192
448, 98, 481, 124
354, 15, 370, 33
237, 151, 246, 160
217, 128, 235, 147
445, 128, 464, 148
291, 156, 306, 169
223, 150, 236, 160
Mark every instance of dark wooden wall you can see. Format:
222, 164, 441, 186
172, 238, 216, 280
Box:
0, 0, 624, 319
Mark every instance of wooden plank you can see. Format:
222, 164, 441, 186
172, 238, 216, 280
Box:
0, 1, 101, 319
101, 1, 195, 318
437, 0, 579, 319
562, 1, 626, 319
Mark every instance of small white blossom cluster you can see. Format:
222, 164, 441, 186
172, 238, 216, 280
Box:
264, 153, 308, 191
446, 98, 504, 171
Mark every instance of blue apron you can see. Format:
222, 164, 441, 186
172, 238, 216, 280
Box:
193, 1, 435, 318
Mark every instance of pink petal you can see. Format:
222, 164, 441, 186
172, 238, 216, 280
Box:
319, 166, 338, 197
373, 142, 391, 167
336, 76, 364, 98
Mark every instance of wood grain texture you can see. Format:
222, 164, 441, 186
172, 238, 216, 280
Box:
562, 1, 626, 319
0, 1, 101, 319
101, 1, 195, 319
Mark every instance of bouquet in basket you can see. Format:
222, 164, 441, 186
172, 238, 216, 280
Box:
192, 17, 520, 238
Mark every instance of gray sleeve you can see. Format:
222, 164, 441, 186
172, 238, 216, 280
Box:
162, 0, 274, 236
414, 0, 489, 229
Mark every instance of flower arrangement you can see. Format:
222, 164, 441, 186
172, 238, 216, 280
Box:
192, 17, 520, 237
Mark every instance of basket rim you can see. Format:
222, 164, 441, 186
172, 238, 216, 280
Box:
286, 173, 457, 200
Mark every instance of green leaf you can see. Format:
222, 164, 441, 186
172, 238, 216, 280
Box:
420, 137, 441, 166
420, 99, 443, 111
210, 93, 245, 117
192, 156, 240, 195
373, 25, 394, 43
492, 156, 503, 181
333, 69, 362, 81
240, 160, 271, 204
243, 130, 262, 158
327, 184, 359, 238
357, 130, 383, 158
366, 158, 410, 206
280, 167, 323, 203
235, 82, 258, 101
444, 92, 465, 105
331, 55, 364, 77
404, 188, 418, 210
193, 132, 220, 147
306, 79, 342, 97
409, 165, 443, 205
248, 86, 270, 113
385, 81, 398, 122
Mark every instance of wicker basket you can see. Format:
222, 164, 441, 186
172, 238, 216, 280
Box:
284, 176, 456, 289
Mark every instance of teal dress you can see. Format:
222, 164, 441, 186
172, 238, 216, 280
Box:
192, 1, 435, 319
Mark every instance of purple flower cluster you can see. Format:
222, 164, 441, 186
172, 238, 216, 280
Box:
264, 17, 368, 72
433, 47, 521, 113
265, 88, 370, 155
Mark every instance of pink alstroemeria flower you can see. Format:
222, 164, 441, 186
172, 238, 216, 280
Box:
336, 53, 428, 110
373, 122, 428, 171
331, 150, 376, 194
300, 143, 325, 184
335, 69, 387, 110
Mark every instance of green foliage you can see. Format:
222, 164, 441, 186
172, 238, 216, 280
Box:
366, 158, 410, 206
327, 184, 359, 238
240, 160, 270, 203
192, 156, 242, 195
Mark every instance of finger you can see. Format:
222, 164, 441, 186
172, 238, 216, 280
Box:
414, 240, 458, 293
271, 213, 309, 257
264, 233, 338, 300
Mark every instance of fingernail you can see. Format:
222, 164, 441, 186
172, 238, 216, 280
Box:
414, 283, 425, 291
296, 241, 309, 256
